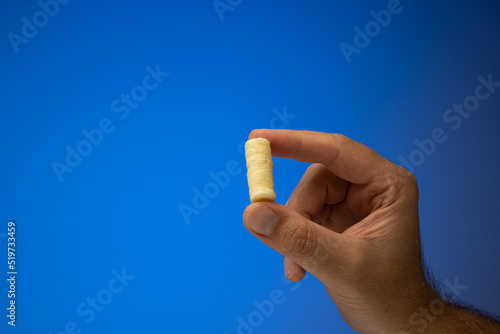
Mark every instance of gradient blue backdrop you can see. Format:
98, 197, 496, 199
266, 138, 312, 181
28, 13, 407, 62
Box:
1, 0, 499, 333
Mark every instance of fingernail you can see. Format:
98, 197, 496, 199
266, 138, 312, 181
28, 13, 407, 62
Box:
284, 256, 295, 279
246, 205, 278, 236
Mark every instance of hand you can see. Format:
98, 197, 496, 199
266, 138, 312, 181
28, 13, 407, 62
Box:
243, 129, 437, 333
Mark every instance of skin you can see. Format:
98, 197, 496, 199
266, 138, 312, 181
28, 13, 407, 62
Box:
243, 129, 500, 334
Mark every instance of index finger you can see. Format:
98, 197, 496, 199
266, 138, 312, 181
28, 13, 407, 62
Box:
249, 129, 388, 184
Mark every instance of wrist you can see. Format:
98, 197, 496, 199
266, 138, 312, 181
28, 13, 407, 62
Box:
393, 282, 443, 334
356, 274, 439, 334
396, 292, 451, 334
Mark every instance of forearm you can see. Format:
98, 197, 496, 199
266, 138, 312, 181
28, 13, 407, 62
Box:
427, 302, 500, 334
399, 296, 500, 334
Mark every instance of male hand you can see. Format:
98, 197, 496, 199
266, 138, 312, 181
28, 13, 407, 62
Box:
243, 129, 499, 334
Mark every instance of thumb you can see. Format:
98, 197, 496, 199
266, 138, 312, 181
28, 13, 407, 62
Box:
243, 202, 347, 281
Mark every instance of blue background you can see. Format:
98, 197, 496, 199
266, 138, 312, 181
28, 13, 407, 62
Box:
1, 0, 499, 333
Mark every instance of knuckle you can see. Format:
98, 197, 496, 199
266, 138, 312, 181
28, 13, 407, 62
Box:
330, 133, 350, 144
405, 171, 418, 189
306, 163, 323, 173
305, 163, 328, 178
396, 166, 419, 192
282, 223, 317, 257
396, 166, 417, 183
376, 166, 418, 205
